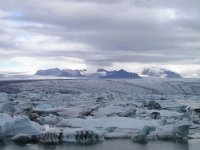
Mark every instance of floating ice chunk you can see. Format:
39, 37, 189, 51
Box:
147, 109, 183, 118
131, 126, 156, 143
0, 96, 16, 115
32, 102, 62, 116
62, 129, 104, 144
31, 129, 104, 144
9, 116, 44, 135
0, 113, 12, 138
148, 124, 190, 141
32, 131, 61, 144
57, 117, 160, 130
104, 128, 137, 139
0, 93, 9, 103
143, 100, 161, 110
33, 102, 52, 111
38, 114, 61, 124
0, 113, 44, 138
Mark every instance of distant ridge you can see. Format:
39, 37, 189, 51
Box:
35, 68, 82, 77
35, 68, 141, 79
35, 67, 182, 79
97, 69, 141, 79
141, 67, 182, 78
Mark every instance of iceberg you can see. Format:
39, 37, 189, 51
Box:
0, 113, 44, 139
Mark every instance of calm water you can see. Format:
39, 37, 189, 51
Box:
0, 139, 200, 150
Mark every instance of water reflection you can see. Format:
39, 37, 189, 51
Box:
0, 139, 197, 150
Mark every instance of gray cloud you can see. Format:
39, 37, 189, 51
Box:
0, 0, 200, 73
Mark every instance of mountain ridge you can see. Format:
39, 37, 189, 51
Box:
35, 67, 183, 79
35, 68, 141, 79
141, 67, 182, 78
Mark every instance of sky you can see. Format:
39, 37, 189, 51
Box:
0, 0, 200, 77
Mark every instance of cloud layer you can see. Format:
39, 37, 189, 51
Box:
0, 0, 200, 76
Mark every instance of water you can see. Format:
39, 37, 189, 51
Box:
0, 139, 200, 150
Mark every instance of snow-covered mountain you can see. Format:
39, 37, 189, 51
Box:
61, 69, 83, 77
35, 67, 182, 79
97, 69, 141, 79
35, 68, 61, 76
35, 68, 141, 79
141, 67, 182, 78
35, 68, 83, 77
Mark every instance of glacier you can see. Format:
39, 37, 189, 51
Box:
0, 78, 200, 145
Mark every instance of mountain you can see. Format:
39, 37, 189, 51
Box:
35, 68, 82, 77
97, 69, 141, 79
35, 68, 61, 76
97, 69, 108, 73
60, 69, 82, 77
141, 67, 182, 78
35, 68, 141, 79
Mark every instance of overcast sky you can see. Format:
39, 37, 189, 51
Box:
0, 0, 200, 77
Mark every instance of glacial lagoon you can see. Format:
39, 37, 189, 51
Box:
1, 139, 200, 150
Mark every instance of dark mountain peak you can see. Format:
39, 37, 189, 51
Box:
35, 68, 141, 79
98, 69, 141, 79
97, 69, 108, 73
118, 69, 126, 72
